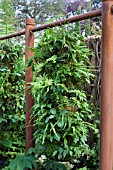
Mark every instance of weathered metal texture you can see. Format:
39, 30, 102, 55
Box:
0, 10, 101, 41
100, 1, 113, 169
31, 9, 102, 32
0, 30, 25, 40
25, 18, 34, 153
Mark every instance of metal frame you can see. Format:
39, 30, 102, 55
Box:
25, 18, 35, 153
100, 1, 113, 169
0, 7, 112, 169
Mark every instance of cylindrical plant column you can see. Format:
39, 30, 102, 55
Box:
100, 0, 113, 169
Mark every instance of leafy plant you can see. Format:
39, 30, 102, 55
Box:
43, 160, 68, 170
3, 154, 37, 170
28, 25, 99, 168
0, 40, 25, 166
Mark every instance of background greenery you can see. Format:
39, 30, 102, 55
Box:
0, 41, 25, 168
0, 0, 101, 36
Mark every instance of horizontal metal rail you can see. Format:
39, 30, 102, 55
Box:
0, 9, 102, 40
0, 29, 25, 40
32, 9, 102, 32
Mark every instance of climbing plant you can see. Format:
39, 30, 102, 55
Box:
28, 25, 99, 169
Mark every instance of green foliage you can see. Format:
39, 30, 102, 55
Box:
85, 1, 91, 36
3, 154, 37, 170
78, 167, 87, 170
4, 153, 68, 170
28, 26, 99, 168
0, 0, 16, 35
13, 0, 66, 27
0, 41, 25, 161
43, 160, 68, 170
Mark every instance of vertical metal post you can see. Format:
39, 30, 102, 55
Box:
100, 1, 113, 169
25, 18, 34, 153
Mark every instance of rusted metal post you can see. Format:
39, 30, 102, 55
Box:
25, 18, 34, 153
100, 1, 113, 169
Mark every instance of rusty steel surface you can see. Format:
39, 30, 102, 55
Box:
0, 30, 25, 40
31, 9, 102, 32
25, 18, 34, 153
100, 1, 113, 170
